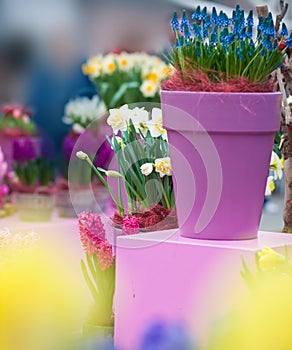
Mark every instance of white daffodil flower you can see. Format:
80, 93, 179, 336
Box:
107, 104, 132, 134
140, 163, 154, 176
154, 157, 172, 177
270, 151, 283, 180
82, 55, 103, 78
147, 108, 167, 139
102, 55, 117, 75
265, 176, 275, 196
116, 52, 134, 72
140, 80, 159, 98
131, 107, 149, 134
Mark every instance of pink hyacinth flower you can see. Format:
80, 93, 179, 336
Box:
97, 241, 114, 270
78, 212, 106, 255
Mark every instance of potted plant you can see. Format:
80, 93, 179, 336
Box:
78, 211, 115, 339
77, 105, 177, 233
160, 5, 289, 240
57, 95, 109, 217
9, 138, 55, 222
0, 104, 40, 170
82, 52, 172, 109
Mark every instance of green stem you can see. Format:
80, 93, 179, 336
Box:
160, 179, 171, 210
85, 157, 124, 216
81, 259, 99, 303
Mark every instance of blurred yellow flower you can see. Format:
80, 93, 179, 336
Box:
257, 247, 285, 272
147, 72, 159, 83
82, 64, 95, 75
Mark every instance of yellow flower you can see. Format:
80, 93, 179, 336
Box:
161, 65, 174, 78
82, 56, 103, 78
146, 72, 159, 83
154, 157, 172, 177
82, 64, 95, 76
257, 247, 286, 272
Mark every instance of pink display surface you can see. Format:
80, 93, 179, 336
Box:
114, 230, 292, 349
161, 91, 282, 240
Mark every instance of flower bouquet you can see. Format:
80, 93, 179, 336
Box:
77, 104, 177, 232
62, 95, 106, 134
0, 104, 39, 171
160, 5, 288, 240
78, 212, 115, 337
9, 138, 55, 222
57, 95, 109, 217
82, 52, 172, 109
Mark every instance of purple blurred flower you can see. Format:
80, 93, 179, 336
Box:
94, 141, 113, 169
12, 137, 37, 161
62, 133, 76, 161
140, 322, 193, 350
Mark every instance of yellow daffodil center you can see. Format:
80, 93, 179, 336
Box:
82, 64, 95, 75
107, 62, 116, 73
147, 72, 159, 83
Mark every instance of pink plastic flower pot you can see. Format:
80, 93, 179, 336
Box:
161, 91, 282, 240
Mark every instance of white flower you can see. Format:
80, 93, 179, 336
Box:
140, 80, 159, 98
116, 52, 134, 71
107, 104, 132, 134
154, 157, 172, 177
147, 108, 167, 139
131, 107, 149, 134
63, 95, 106, 129
270, 151, 283, 180
102, 55, 117, 75
265, 176, 275, 196
82, 55, 103, 78
287, 95, 292, 105
140, 163, 154, 176
72, 124, 85, 134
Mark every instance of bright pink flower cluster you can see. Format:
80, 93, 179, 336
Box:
78, 212, 114, 270
122, 215, 140, 235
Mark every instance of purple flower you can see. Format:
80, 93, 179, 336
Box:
140, 322, 193, 350
12, 137, 37, 162
62, 133, 76, 161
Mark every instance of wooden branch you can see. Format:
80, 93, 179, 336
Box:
275, 0, 289, 34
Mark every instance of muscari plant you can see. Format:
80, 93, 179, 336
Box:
168, 5, 292, 86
